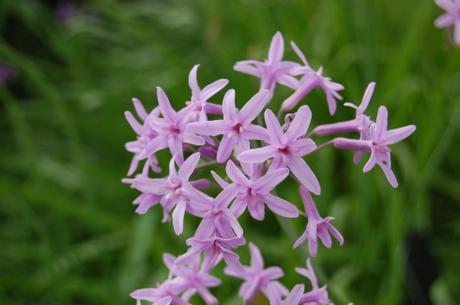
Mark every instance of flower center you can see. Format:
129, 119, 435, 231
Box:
231, 123, 244, 135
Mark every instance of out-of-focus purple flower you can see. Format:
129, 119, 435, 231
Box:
186, 65, 228, 121
234, 32, 299, 91
333, 106, 416, 187
147, 87, 205, 164
225, 243, 287, 304
131, 280, 188, 305
296, 259, 331, 305
55, 0, 77, 24
0, 62, 18, 83
222, 160, 298, 220
188, 89, 271, 163
281, 42, 344, 115
238, 106, 320, 195
267, 283, 305, 305
435, 0, 460, 45
125, 98, 162, 176
294, 186, 343, 257
123, 153, 209, 234
314, 82, 375, 163
163, 253, 221, 305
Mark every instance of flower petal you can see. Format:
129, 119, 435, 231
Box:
268, 32, 284, 64
263, 193, 299, 218
285, 105, 312, 141
239, 89, 272, 124
178, 152, 200, 180
264, 109, 285, 146
156, 87, 176, 122
288, 157, 321, 195
384, 125, 416, 145
237, 146, 277, 163
172, 199, 187, 235
201, 79, 229, 100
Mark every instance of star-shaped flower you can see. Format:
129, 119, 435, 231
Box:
221, 160, 299, 220
238, 106, 320, 194
281, 42, 344, 115
123, 153, 209, 235
435, 0, 460, 45
294, 186, 344, 257
188, 89, 271, 163
146, 87, 205, 164
333, 106, 416, 187
186, 65, 228, 121
225, 243, 287, 304
234, 32, 300, 91
130, 279, 187, 305
296, 259, 331, 305
267, 284, 305, 305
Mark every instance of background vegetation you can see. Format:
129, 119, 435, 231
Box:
1, 1, 459, 304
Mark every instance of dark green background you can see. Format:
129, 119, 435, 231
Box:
1, 1, 459, 304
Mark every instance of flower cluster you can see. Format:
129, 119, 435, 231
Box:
123, 32, 415, 305
435, 0, 460, 45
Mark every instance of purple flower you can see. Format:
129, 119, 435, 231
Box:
234, 32, 299, 91
125, 98, 162, 176
333, 106, 416, 187
294, 186, 344, 257
281, 42, 344, 115
188, 89, 271, 163
238, 106, 320, 195
314, 82, 375, 163
225, 243, 287, 304
131, 280, 188, 305
296, 259, 331, 305
222, 160, 299, 220
163, 253, 221, 305
435, 0, 460, 45
267, 284, 305, 305
186, 65, 228, 121
123, 153, 209, 234
146, 87, 205, 164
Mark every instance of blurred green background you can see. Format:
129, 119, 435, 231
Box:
1, 1, 459, 305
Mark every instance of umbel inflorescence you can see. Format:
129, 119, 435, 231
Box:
123, 32, 416, 305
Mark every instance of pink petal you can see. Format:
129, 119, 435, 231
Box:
124, 111, 143, 135
211, 170, 230, 188
358, 82, 375, 114
288, 157, 321, 195
226, 160, 249, 185
156, 87, 176, 122
379, 162, 398, 188
263, 193, 299, 218
333, 138, 371, 151
132, 98, 148, 120
264, 109, 285, 146
233, 62, 261, 77
268, 32, 284, 64
178, 152, 200, 180
290, 41, 309, 66
188, 120, 227, 136
188, 65, 200, 96
217, 135, 238, 163
237, 146, 277, 163
249, 242, 264, 270
374, 106, 388, 140
384, 125, 416, 145
201, 79, 229, 100
247, 198, 265, 220
285, 105, 312, 141
435, 14, 455, 28
222, 89, 239, 123
253, 167, 289, 193
239, 89, 272, 124
168, 137, 184, 165
363, 151, 377, 172
284, 284, 304, 305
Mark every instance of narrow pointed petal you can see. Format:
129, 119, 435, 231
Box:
263, 193, 299, 218
249, 242, 264, 270
226, 160, 249, 185
202, 79, 229, 100
239, 89, 271, 124
268, 32, 284, 63
385, 125, 416, 145
234, 62, 261, 77
290, 41, 309, 66
172, 199, 187, 235
188, 65, 200, 96
285, 105, 312, 141
238, 146, 277, 163
358, 82, 375, 114
222, 89, 239, 123
188, 120, 227, 136
253, 167, 289, 193
288, 157, 321, 195
157, 87, 176, 122
284, 284, 304, 305
333, 138, 371, 151
217, 135, 238, 163
168, 137, 184, 164
363, 151, 377, 172
178, 152, 200, 180
125, 111, 144, 135
264, 109, 285, 146
375, 106, 388, 140
132, 98, 148, 120
379, 163, 399, 188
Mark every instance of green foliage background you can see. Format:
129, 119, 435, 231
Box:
1, 1, 459, 304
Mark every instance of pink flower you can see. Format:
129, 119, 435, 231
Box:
294, 186, 344, 257
225, 243, 287, 304
281, 42, 344, 115
125, 98, 161, 176
186, 65, 228, 121
435, 0, 460, 45
333, 106, 416, 187
238, 106, 320, 195
268, 284, 305, 305
123, 153, 209, 235
188, 89, 271, 163
222, 160, 299, 220
296, 259, 331, 305
146, 87, 205, 164
234, 32, 299, 91
130, 280, 188, 305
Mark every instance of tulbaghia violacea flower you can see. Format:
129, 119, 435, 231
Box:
294, 186, 344, 257
435, 0, 460, 45
296, 259, 331, 305
281, 42, 344, 114
222, 160, 299, 220
163, 253, 221, 305
238, 106, 320, 194
225, 243, 287, 304
123, 153, 209, 234
333, 106, 416, 187
131, 280, 187, 305
125, 98, 162, 176
146, 87, 205, 164
186, 65, 228, 121
268, 283, 305, 305
234, 32, 299, 91
188, 89, 271, 163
